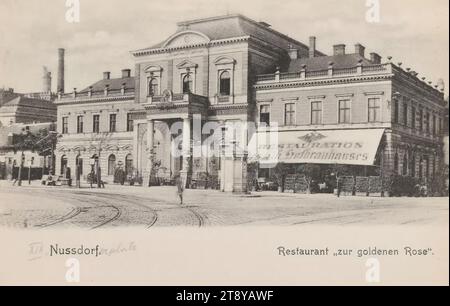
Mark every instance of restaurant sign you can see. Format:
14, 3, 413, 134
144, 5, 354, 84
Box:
248, 129, 385, 166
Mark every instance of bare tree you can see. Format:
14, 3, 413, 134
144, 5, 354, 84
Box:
88, 132, 112, 188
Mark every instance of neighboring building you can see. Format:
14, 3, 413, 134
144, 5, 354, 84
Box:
54, 14, 447, 192
54, 70, 136, 182
0, 88, 57, 126
0, 122, 55, 180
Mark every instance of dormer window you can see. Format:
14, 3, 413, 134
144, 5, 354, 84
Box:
219, 71, 231, 96
183, 73, 193, 94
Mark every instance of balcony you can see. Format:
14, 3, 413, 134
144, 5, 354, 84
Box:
256, 63, 393, 84
56, 88, 135, 104
144, 92, 209, 117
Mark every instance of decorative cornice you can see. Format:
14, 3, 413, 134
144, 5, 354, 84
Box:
131, 36, 250, 57
56, 95, 135, 105
208, 104, 248, 110
254, 74, 393, 91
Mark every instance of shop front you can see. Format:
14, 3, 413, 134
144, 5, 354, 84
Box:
249, 129, 387, 196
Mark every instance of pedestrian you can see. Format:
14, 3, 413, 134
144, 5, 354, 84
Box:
175, 174, 185, 205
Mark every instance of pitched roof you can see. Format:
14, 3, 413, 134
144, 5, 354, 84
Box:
0, 96, 56, 112
135, 14, 325, 57
80, 76, 135, 93
287, 54, 374, 72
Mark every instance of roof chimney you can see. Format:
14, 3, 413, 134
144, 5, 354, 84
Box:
121, 69, 131, 78
288, 45, 299, 60
309, 36, 316, 58
333, 44, 346, 56
57, 48, 65, 93
355, 43, 365, 57
103, 72, 111, 80
370, 52, 382, 64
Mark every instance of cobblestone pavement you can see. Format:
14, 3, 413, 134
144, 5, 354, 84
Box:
0, 182, 448, 229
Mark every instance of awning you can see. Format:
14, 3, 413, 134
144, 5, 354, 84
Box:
248, 129, 385, 166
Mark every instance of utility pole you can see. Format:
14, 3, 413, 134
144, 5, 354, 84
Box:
17, 152, 24, 186
27, 159, 32, 185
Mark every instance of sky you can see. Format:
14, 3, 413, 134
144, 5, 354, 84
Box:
0, 0, 448, 95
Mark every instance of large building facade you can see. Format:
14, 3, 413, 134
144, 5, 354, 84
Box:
54, 14, 447, 193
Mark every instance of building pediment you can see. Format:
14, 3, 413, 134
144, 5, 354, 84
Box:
163, 31, 210, 48
176, 59, 198, 70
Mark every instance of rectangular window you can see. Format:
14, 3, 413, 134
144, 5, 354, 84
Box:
394, 100, 399, 123
77, 116, 84, 134
260, 105, 270, 126
419, 109, 424, 131
403, 103, 409, 126
425, 112, 430, 133
368, 98, 381, 122
62, 117, 68, 134
93, 115, 100, 133
311, 101, 322, 125
411, 106, 416, 129
127, 113, 134, 132
109, 114, 117, 133
432, 115, 437, 136
338, 99, 351, 124
284, 103, 295, 126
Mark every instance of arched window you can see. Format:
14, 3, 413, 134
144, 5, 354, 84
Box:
183, 74, 193, 94
394, 153, 399, 175
219, 71, 231, 96
125, 154, 133, 177
61, 155, 68, 175
148, 78, 159, 97
76, 155, 83, 175
402, 154, 408, 176
108, 154, 116, 176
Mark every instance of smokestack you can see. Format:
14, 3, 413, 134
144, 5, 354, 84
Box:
309, 36, 316, 58
42, 66, 52, 93
57, 48, 65, 93
333, 44, 346, 56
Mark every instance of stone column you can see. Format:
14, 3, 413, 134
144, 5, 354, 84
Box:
132, 122, 139, 170
181, 117, 192, 188
144, 119, 154, 187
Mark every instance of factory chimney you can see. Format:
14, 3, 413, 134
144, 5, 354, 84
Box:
42, 66, 52, 93
57, 48, 65, 93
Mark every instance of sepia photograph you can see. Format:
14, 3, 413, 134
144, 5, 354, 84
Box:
0, 0, 448, 288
